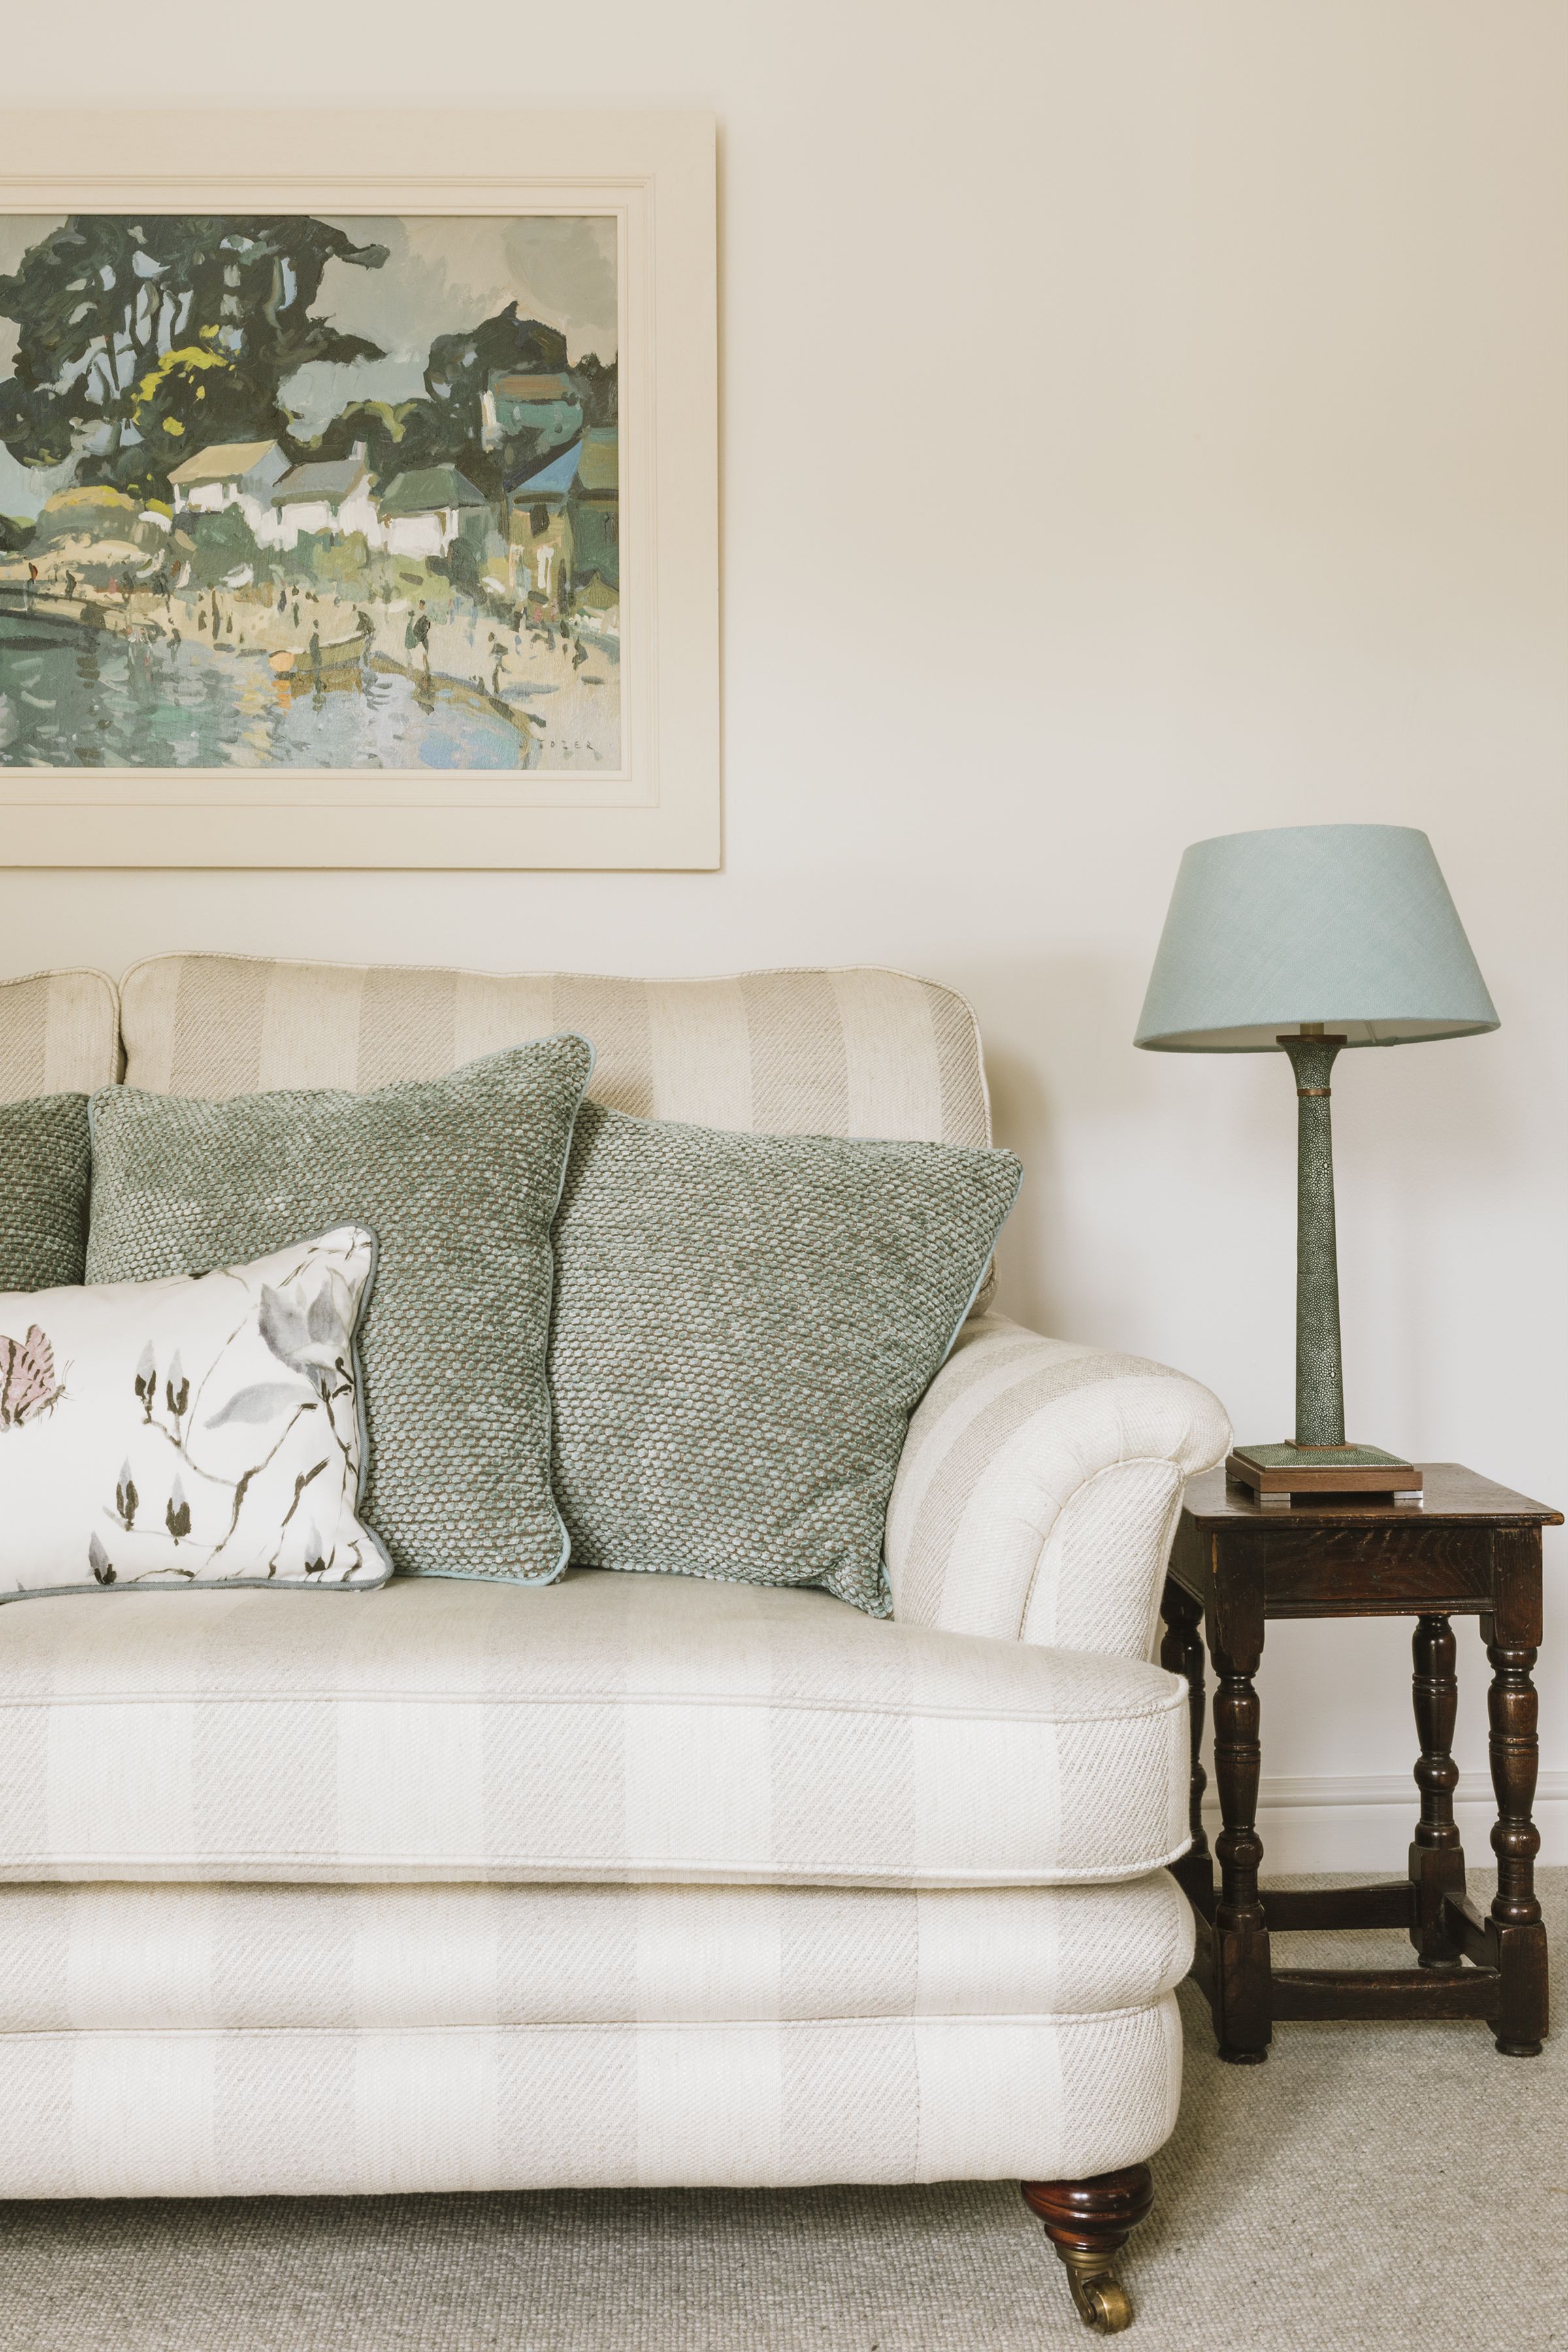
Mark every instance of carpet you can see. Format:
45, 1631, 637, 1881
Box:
1, 1872, 1561, 2352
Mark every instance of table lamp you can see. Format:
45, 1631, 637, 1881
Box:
1135, 824, 1498, 1501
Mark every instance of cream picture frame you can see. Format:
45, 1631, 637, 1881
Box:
0, 110, 719, 869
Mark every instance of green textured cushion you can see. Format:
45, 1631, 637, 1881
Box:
547, 1105, 1022, 1614
85, 1039, 593, 1584
0, 1094, 91, 1290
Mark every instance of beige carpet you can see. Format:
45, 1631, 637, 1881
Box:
1, 1873, 1562, 2352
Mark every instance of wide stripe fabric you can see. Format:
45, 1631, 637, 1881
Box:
0, 1877, 1193, 2032
117, 955, 991, 1145
886, 1315, 1232, 1655
0, 1571, 1190, 1887
0, 968, 119, 1102
0, 2000, 1183, 2196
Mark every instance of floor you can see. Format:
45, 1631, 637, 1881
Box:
1, 1872, 1562, 2352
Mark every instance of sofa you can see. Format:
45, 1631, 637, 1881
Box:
0, 954, 1230, 2335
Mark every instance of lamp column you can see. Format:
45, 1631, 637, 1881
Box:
1278, 1026, 1347, 1450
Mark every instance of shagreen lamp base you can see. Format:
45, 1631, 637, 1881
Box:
1135, 826, 1500, 1514
1227, 1443, 1423, 1503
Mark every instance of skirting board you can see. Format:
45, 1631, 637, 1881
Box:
1201, 1773, 1568, 1873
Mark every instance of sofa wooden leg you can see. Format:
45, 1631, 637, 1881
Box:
1021, 2165, 1153, 2334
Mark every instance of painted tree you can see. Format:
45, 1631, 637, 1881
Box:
304, 395, 455, 483
574, 353, 617, 429
304, 310, 607, 502
423, 302, 570, 495
0, 214, 389, 504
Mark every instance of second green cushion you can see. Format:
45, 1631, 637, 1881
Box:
547, 1104, 1022, 1614
85, 1037, 593, 1584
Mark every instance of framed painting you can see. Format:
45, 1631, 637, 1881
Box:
0, 110, 718, 868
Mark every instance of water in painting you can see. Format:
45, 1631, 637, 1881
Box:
0, 214, 619, 771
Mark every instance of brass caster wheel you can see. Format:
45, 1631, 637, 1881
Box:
1025, 2169, 1149, 2334
1062, 2257, 1133, 2333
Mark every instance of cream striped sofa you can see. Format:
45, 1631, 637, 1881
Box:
0, 955, 1230, 2334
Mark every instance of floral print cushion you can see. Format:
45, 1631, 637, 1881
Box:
0, 1225, 389, 1601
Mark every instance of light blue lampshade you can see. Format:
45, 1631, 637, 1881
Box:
1135, 824, 1499, 1052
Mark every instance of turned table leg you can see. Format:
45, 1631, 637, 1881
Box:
1022, 2165, 1153, 2334
1409, 1613, 1465, 1968
1210, 1639, 1271, 2063
1487, 1633, 1548, 2056
1160, 1577, 1213, 1917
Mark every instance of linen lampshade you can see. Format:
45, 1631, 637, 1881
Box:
1135, 824, 1499, 1054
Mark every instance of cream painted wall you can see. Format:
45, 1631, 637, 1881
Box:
4, 3, 1564, 1855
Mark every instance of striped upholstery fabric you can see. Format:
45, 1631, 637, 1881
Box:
0, 1571, 1190, 1888
0, 1999, 1183, 2196
0, 1878, 1193, 2031
118, 954, 991, 1143
886, 1315, 1232, 1656
0, 968, 119, 1102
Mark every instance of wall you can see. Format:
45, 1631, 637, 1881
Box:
5, 1, 1564, 1861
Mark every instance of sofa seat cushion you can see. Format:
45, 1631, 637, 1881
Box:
0, 1571, 1190, 1887
0, 1876, 1194, 2031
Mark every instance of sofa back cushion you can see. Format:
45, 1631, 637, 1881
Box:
118, 955, 990, 1146
0, 969, 119, 1103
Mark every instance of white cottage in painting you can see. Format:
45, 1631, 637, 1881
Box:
267, 446, 382, 551
167, 440, 289, 537
376, 466, 491, 558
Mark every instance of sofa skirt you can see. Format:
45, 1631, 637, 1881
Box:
0, 1877, 1190, 2197
0, 2004, 1182, 2198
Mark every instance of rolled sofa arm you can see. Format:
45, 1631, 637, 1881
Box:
886, 1313, 1231, 1658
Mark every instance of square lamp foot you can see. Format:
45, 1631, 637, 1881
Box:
1227, 1444, 1424, 1503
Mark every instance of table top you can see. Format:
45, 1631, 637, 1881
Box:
1181, 1462, 1563, 1531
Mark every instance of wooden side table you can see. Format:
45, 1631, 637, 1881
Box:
1163, 1463, 1562, 2065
